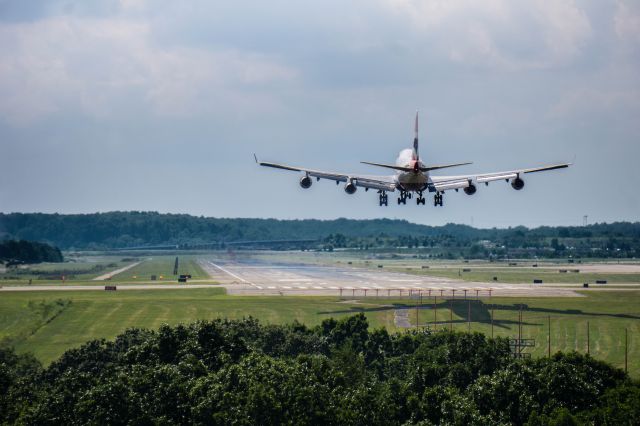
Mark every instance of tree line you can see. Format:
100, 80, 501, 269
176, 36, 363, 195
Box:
1, 315, 638, 425
0, 240, 63, 264
1, 212, 639, 258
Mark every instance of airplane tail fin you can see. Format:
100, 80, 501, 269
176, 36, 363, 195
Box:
413, 111, 419, 161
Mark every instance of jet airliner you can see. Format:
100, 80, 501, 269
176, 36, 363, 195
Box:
256, 113, 570, 207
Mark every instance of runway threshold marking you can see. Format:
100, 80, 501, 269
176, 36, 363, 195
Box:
208, 261, 260, 288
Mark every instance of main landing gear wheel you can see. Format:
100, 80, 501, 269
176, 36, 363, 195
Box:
416, 190, 426, 205
434, 192, 443, 207
378, 190, 388, 206
397, 190, 409, 205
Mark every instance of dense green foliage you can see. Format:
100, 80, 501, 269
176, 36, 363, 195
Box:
1, 212, 639, 258
1, 315, 638, 425
0, 240, 63, 264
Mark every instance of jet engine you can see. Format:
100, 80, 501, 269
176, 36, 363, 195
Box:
464, 183, 477, 195
299, 175, 312, 189
511, 177, 525, 190
344, 182, 357, 194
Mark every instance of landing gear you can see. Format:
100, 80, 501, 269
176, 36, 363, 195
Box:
416, 190, 426, 205
397, 190, 409, 205
434, 192, 443, 207
378, 190, 388, 206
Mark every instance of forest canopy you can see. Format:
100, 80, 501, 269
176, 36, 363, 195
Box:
0, 240, 63, 264
1, 212, 638, 258
1, 315, 638, 425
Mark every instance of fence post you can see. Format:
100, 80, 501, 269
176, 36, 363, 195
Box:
467, 300, 471, 332
625, 328, 628, 374
433, 295, 437, 331
587, 321, 590, 355
450, 299, 453, 332
491, 304, 494, 339
548, 315, 551, 358
416, 292, 420, 329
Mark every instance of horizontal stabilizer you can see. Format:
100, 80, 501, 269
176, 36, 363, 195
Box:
421, 162, 472, 172
360, 161, 414, 172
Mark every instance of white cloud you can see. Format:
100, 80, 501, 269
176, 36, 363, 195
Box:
614, 0, 640, 43
381, 0, 592, 70
0, 16, 298, 124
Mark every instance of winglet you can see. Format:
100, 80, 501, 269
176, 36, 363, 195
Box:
253, 153, 258, 164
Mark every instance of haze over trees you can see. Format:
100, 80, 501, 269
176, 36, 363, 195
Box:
1, 315, 638, 425
0, 240, 63, 264
1, 212, 639, 258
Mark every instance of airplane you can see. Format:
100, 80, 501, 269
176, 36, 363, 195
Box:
256, 112, 570, 207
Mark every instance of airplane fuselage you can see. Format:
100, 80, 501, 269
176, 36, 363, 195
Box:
395, 159, 428, 192
396, 173, 428, 191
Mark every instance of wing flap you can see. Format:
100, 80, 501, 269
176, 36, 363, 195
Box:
476, 173, 518, 184
355, 179, 397, 192
259, 161, 348, 182
258, 159, 395, 189
433, 179, 471, 192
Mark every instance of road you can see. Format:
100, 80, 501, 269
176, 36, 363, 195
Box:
0, 284, 221, 292
3, 257, 632, 297
92, 261, 142, 281
199, 258, 582, 297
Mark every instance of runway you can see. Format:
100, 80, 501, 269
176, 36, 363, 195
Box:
199, 258, 581, 297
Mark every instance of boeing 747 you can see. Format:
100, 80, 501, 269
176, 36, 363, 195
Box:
256, 113, 570, 207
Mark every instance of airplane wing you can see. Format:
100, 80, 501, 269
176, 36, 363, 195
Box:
258, 159, 398, 192
429, 163, 571, 192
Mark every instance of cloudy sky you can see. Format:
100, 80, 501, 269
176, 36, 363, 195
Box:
0, 0, 638, 227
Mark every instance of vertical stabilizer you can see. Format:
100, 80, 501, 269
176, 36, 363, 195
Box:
413, 111, 419, 160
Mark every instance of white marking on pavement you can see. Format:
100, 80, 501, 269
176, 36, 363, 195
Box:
92, 261, 142, 281
208, 261, 260, 288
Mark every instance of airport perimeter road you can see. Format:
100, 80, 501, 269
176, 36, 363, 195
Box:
0, 284, 222, 292
199, 259, 581, 297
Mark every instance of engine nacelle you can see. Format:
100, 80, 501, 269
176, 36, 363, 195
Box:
464, 183, 477, 195
511, 177, 525, 190
344, 182, 357, 194
299, 175, 312, 189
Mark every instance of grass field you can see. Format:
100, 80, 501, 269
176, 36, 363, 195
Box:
0, 255, 213, 286
394, 267, 640, 284
1, 288, 638, 377
0, 256, 133, 283
0, 289, 398, 365
402, 291, 640, 376
110, 255, 210, 282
